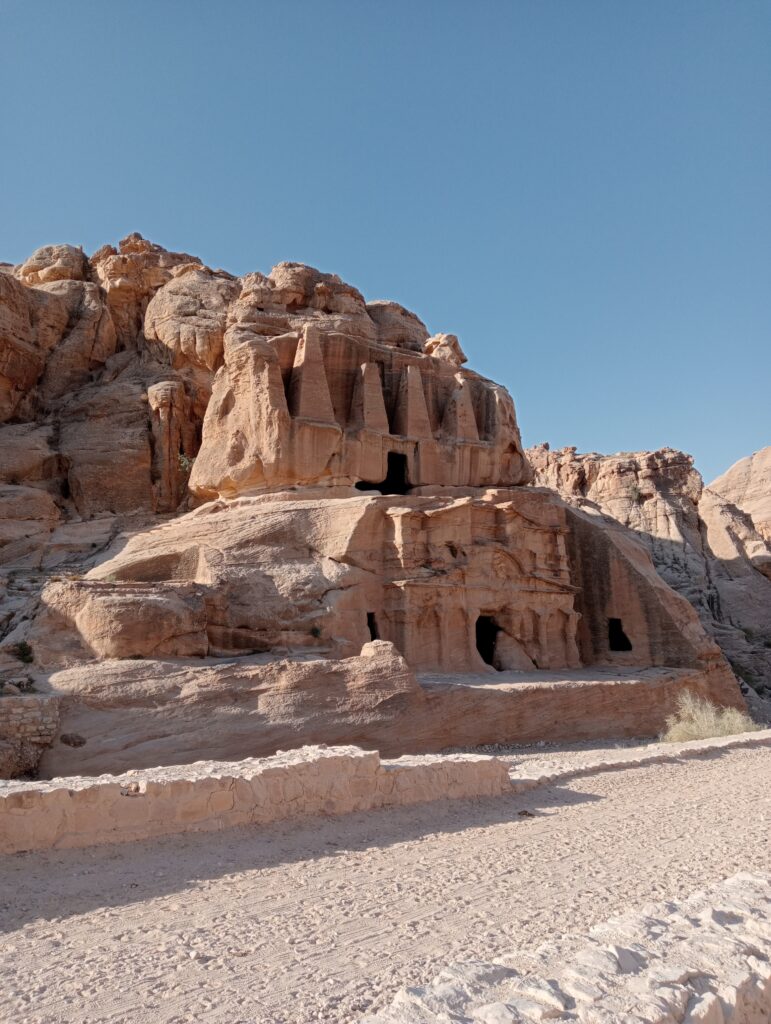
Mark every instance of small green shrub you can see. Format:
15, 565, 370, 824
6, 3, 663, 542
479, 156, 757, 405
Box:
178, 453, 195, 475
309, 626, 322, 638
11, 641, 33, 664
661, 691, 759, 743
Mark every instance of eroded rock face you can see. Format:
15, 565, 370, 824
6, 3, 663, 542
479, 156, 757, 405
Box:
0, 232, 751, 776
90, 232, 200, 349
0, 484, 61, 567
35, 279, 117, 402
0, 273, 68, 421
40, 641, 425, 776
27, 485, 731, 698
529, 444, 771, 692
711, 446, 771, 544
0, 232, 532, 523
144, 265, 239, 372
147, 380, 197, 512
189, 319, 532, 499
16, 245, 89, 286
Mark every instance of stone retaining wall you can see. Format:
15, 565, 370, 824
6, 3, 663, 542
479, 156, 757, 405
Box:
0, 745, 510, 854
0, 695, 59, 778
364, 872, 771, 1023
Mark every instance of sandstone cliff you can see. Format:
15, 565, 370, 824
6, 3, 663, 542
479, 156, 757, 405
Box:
0, 234, 748, 776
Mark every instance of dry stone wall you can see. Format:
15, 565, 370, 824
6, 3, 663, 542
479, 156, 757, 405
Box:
0, 694, 59, 777
0, 745, 510, 854
364, 872, 771, 1023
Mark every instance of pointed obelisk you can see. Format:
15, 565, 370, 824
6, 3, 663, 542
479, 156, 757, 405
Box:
287, 324, 337, 423
392, 364, 432, 438
349, 362, 390, 432
441, 375, 479, 441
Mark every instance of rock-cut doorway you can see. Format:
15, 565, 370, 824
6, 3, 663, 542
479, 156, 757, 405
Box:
355, 452, 410, 496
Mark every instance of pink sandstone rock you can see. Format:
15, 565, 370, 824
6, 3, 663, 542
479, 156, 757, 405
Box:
528, 444, 771, 701
0, 233, 752, 779
710, 446, 771, 544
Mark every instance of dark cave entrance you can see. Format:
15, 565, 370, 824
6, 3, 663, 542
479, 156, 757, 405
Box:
355, 452, 410, 496
476, 615, 502, 670
608, 617, 633, 652
367, 612, 380, 641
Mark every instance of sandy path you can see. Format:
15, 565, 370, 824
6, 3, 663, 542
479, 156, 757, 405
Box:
1, 745, 769, 1024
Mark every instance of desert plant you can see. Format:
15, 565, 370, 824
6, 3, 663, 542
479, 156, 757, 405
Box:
661, 691, 759, 743
178, 453, 195, 475
11, 641, 34, 664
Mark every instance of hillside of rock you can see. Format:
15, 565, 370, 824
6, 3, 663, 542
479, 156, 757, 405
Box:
710, 446, 771, 544
528, 445, 771, 704
0, 233, 750, 775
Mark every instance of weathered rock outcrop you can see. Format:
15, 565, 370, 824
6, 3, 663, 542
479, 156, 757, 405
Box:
528, 445, 771, 695
13, 479, 739, 776
711, 446, 771, 544
0, 233, 749, 778
26, 487, 727, 680
90, 233, 200, 349
0, 271, 68, 421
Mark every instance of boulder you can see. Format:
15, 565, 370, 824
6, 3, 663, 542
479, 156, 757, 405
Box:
366, 300, 429, 350
144, 265, 239, 372
16, 244, 89, 285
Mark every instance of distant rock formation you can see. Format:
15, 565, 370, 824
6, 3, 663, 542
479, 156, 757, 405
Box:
528, 444, 771, 704
710, 447, 771, 543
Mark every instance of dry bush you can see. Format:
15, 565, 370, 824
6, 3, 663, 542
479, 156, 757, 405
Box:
661, 691, 760, 743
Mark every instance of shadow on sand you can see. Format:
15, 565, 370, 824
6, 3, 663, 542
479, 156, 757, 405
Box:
1, 783, 600, 930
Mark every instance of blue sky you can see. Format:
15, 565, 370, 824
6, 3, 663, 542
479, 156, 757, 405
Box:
1, 0, 769, 482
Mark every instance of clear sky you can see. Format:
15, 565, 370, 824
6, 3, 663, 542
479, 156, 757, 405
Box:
1, 1, 769, 482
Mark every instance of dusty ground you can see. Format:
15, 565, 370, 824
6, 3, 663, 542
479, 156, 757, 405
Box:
1, 745, 770, 1024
